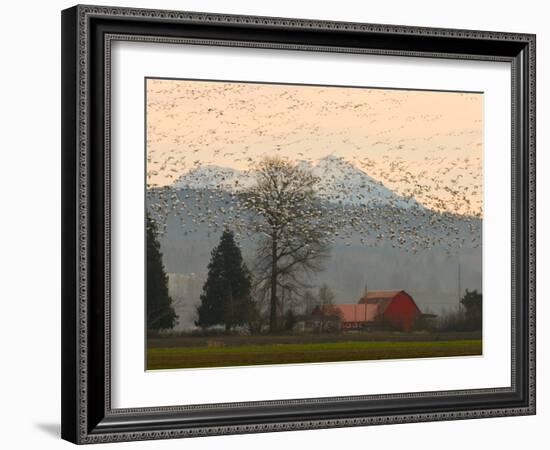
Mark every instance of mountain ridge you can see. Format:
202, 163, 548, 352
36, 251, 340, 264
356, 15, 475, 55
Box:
172, 155, 420, 209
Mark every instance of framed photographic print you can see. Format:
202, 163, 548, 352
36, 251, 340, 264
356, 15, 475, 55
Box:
61, 4, 536, 444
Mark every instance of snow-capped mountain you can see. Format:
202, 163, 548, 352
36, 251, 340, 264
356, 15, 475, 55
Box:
303, 155, 418, 209
172, 155, 419, 209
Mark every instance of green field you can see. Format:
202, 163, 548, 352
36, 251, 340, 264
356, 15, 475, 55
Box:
147, 334, 482, 370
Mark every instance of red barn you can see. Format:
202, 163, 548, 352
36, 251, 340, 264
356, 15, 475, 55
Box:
310, 290, 422, 332
358, 290, 421, 331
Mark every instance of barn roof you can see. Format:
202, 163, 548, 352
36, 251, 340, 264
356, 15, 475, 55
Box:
363, 290, 404, 300
357, 291, 403, 314
358, 290, 415, 313
359, 297, 393, 312
336, 304, 379, 322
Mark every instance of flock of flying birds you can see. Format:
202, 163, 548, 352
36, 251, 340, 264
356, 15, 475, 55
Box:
146, 80, 483, 255
146, 153, 482, 256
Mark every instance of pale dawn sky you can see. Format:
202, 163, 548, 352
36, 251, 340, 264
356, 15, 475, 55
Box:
146, 78, 483, 216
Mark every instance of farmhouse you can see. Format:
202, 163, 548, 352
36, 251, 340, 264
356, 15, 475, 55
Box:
311, 290, 422, 332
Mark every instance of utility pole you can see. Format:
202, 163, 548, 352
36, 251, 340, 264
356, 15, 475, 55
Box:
280, 287, 285, 323
458, 261, 462, 311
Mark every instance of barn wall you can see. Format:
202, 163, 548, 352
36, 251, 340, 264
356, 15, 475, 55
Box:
383, 292, 420, 331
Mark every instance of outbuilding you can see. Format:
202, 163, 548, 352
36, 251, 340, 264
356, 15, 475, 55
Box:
310, 289, 422, 332
358, 290, 421, 331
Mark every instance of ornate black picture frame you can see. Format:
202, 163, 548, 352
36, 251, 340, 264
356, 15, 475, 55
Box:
61, 4, 536, 444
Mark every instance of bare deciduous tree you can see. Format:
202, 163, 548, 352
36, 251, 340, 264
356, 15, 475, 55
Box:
318, 284, 336, 306
240, 157, 331, 331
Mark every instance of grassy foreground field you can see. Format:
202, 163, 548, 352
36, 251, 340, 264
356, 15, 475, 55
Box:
147, 335, 482, 370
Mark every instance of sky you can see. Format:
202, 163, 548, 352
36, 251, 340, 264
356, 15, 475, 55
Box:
146, 78, 483, 216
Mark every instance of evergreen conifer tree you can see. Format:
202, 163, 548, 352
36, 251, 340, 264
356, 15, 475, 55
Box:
146, 215, 177, 330
196, 230, 253, 331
